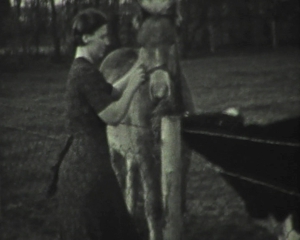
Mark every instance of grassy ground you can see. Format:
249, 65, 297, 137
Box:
0, 47, 299, 240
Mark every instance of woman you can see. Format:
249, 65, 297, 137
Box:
56, 8, 144, 240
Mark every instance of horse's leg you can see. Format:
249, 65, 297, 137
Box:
107, 125, 132, 192
139, 149, 163, 240
125, 151, 139, 215
109, 147, 126, 191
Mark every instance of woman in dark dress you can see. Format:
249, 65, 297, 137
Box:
56, 8, 145, 240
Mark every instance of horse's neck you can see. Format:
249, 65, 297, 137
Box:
125, 83, 153, 127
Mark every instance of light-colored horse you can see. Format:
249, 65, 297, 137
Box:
100, 7, 193, 240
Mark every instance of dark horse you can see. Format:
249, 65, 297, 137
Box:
182, 112, 300, 240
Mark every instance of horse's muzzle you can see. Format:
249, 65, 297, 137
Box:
149, 69, 172, 101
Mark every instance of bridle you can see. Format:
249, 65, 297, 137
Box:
144, 63, 169, 76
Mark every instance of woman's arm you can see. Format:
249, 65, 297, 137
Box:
110, 61, 143, 100
98, 65, 145, 126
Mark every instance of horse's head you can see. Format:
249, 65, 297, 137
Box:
101, 19, 182, 107
100, 0, 184, 126
137, 16, 179, 104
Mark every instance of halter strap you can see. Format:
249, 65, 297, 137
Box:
145, 63, 168, 75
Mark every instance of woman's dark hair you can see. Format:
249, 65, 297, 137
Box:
72, 8, 107, 46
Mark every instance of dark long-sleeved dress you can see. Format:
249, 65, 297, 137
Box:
57, 57, 140, 240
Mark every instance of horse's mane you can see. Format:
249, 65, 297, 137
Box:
137, 16, 176, 47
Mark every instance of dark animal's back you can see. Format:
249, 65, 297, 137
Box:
182, 113, 300, 224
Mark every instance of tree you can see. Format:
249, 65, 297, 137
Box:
108, 1, 121, 50
31, 0, 41, 54
13, 0, 27, 52
251, 0, 279, 48
48, 0, 61, 59
179, 0, 222, 55
0, 0, 11, 46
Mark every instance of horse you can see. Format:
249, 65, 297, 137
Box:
100, 5, 193, 240
182, 112, 300, 240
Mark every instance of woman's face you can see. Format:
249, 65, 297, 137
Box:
86, 24, 110, 61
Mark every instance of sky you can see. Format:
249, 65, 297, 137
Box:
10, 0, 64, 6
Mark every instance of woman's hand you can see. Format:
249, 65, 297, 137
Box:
127, 64, 146, 90
99, 63, 146, 126
111, 60, 146, 98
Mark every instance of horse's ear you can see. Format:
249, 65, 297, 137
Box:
138, 0, 175, 15
131, 6, 151, 31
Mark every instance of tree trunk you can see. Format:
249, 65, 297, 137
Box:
34, 0, 41, 54
0, 0, 11, 46
161, 116, 182, 240
270, 19, 277, 49
49, 0, 61, 60
94, 0, 101, 7
109, 13, 121, 49
178, 0, 191, 58
107, 1, 121, 52
269, 0, 278, 49
208, 6, 216, 53
208, 23, 216, 53
15, 0, 26, 53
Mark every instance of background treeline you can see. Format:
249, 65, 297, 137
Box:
0, 0, 299, 61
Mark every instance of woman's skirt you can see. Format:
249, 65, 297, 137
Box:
56, 133, 140, 240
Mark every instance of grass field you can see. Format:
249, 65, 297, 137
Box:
1, 47, 299, 240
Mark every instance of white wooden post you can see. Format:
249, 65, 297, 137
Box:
161, 116, 182, 240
